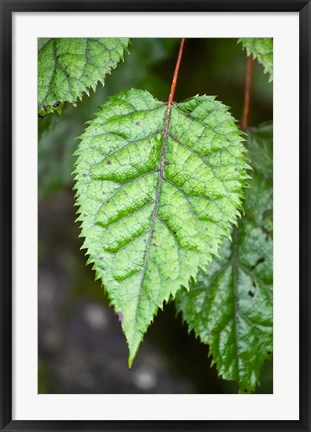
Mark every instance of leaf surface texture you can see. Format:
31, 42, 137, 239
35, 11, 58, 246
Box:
38, 38, 129, 115
176, 123, 273, 391
74, 89, 249, 365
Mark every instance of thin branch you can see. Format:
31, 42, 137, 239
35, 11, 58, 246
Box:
163, 38, 185, 138
168, 38, 185, 107
241, 54, 254, 130
161, 36, 185, 180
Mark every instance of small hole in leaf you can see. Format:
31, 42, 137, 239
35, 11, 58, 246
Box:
248, 290, 254, 298
185, 114, 191, 118
107, 160, 112, 165
164, 160, 170, 166
99, 256, 104, 261
251, 257, 265, 269
135, 121, 141, 126
83, 173, 87, 177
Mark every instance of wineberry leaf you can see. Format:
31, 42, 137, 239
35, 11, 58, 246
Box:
239, 38, 273, 82
74, 88, 249, 366
38, 38, 129, 116
176, 123, 273, 392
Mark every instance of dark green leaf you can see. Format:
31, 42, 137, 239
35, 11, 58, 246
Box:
176, 123, 273, 392
38, 38, 129, 116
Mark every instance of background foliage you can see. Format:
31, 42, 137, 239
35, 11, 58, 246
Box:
38, 38, 272, 394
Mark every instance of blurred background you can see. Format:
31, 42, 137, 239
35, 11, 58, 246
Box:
38, 38, 273, 394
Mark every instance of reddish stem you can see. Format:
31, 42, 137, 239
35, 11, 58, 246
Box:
241, 54, 254, 130
163, 38, 185, 136
168, 38, 185, 108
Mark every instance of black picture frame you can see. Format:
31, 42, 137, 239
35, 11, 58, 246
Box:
1, 0, 310, 431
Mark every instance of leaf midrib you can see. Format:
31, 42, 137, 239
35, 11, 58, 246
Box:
134, 103, 172, 326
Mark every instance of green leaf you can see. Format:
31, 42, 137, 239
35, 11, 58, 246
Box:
176, 123, 273, 392
239, 38, 273, 82
38, 38, 129, 116
74, 88, 249, 366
